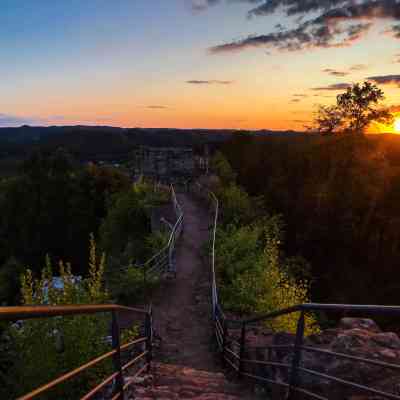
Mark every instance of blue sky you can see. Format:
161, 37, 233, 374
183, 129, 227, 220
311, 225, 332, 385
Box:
1, 0, 399, 130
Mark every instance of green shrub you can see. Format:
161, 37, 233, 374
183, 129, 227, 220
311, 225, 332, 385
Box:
108, 265, 160, 305
211, 151, 237, 185
216, 218, 319, 335
216, 184, 254, 225
5, 236, 112, 399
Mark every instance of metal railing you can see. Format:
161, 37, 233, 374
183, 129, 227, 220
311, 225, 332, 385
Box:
138, 185, 183, 282
193, 181, 400, 400
0, 304, 153, 400
115, 184, 184, 299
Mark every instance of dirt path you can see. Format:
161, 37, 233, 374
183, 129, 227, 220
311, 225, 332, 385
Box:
150, 192, 219, 371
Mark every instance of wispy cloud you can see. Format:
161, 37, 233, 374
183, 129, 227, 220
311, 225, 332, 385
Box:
322, 64, 369, 76
209, 22, 371, 53
144, 105, 169, 109
349, 64, 369, 71
367, 74, 400, 86
292, 119, 311, 123
186, 79, 234, 85
189, 0, 220, 12
322, 68, 349, 77
311, 83, 352, 91
208, 1, 400, 54
310, 76, 400, 92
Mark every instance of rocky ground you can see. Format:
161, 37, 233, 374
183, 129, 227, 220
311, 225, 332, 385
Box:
228, 317, 400, 399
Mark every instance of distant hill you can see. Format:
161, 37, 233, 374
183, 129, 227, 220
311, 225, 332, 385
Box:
0, 125, 303, 161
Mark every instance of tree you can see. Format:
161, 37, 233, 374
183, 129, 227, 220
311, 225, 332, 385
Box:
314, 82, 393, 134
313, 105, 344, 134
0, 258, 24, 306
0, 150, 132, 280
211, 151, 237, 185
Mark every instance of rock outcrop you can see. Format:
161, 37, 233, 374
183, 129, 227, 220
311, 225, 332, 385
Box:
232, 318, 400, 399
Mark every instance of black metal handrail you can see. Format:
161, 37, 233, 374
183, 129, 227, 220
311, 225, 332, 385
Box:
193, 181, 400, 400
0, 304, 153, 400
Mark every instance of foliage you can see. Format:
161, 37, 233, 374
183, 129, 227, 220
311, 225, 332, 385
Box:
210, 152, 264, 226
216, 184, 254, 226
220, 132, 400, 309
100, 180, 167, 260
210, 151, 318, 334
106, 230, 167, 304
108, 266, 160, 305
216, 217, 318, 335
101, 180, 169, 303
211, 151, 237, 185
145, 230, 169, 255
313, 105, 344, 134
5, 237, 112, 399
313, 82, 393, 134
0, 150, 130, 285
0, 257, 24, 306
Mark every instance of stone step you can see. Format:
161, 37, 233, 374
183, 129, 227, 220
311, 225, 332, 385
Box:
126, 363, 254, 400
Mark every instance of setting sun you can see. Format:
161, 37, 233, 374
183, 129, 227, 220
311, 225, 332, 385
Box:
395, 118, 400, 133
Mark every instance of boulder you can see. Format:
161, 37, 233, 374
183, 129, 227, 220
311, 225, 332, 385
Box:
339, 318, 381, 333
240, 318, 400, 400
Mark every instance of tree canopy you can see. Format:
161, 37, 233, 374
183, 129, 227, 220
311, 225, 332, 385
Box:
313, 82, 393, 134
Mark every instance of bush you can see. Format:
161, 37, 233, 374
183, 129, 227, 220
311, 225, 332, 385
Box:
102, 181, 170, 303
100, 180, 169, 261
216, 217, 319, 335
216, 184, 254, 226
5, 236, 112, 399
108, 266, 160, 305
211, 151, 237, 185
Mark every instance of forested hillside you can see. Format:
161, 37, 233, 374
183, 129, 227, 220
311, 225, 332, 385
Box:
0, 149, 168, 307
219, 133, 400, 308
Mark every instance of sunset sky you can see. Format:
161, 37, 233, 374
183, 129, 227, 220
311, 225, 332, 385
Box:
1, 0, 399, 130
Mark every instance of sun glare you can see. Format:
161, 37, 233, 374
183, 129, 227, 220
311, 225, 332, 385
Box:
395, 118, 400, 134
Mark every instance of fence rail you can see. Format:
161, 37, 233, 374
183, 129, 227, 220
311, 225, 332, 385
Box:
0, 304, 153, 400
132, 185, 183, 281
193, 181, 400, 400
114, 184, 184, 302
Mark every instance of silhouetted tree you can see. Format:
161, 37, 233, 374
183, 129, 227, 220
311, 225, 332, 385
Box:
314, 82, 393, 134
313, 105, 343, 134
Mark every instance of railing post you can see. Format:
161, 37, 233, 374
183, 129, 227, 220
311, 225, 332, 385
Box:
143, 264, 148, 304
145, 310, 153, 373
287, 311, 305, 400
168, 237, 174, 274
221, 317, 227, 367
111, 311, 124, 399
238, 321, 246, 378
